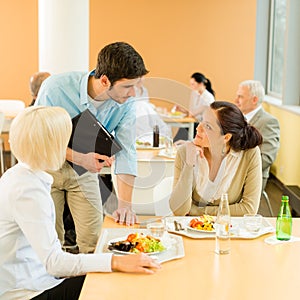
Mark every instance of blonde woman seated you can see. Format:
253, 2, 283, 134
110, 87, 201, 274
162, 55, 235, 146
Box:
169, 101, 263, 216
0, 107, 160, 300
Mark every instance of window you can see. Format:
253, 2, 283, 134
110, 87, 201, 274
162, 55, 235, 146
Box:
255, 0, 300, 108
268, 0, 286, 97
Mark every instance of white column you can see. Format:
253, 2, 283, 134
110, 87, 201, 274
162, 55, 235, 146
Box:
38, 0, 89, 74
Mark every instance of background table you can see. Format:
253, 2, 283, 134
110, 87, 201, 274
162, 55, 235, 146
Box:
79, 216, 300, 300
162, 116, 196, 140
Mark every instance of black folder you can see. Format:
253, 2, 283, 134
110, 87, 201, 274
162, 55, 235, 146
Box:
68, 109, 122, 175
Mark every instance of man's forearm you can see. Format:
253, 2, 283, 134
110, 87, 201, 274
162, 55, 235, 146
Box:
66, 147, 83, 165
116, 174, 135, 207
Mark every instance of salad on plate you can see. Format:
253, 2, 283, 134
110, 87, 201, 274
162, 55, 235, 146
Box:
108, 232, 166, 254
187, 215, 216, 232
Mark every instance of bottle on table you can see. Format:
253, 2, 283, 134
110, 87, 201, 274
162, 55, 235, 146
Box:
276, 195, 292, 241
153, 125, 159, 147
215, 193, 231, 254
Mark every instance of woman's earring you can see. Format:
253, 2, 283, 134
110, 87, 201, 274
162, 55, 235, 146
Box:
221, 144, 226, 156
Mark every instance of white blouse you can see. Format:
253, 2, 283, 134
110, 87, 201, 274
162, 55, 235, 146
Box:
189, 89, 215, 119
0, 163, 112, 300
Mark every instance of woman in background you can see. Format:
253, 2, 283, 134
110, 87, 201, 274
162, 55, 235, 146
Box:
173, 72, 215, 142
169, 101, 262, 216
189, 72, 215, 120
0, 106, 160, 300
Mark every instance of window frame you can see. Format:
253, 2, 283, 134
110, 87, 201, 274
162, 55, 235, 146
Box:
255, 0, 300, 113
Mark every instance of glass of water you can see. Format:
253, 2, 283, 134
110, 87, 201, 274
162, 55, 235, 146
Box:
147, 219, 166, 239
243, 214, 263, 233
164, 126, 174, 156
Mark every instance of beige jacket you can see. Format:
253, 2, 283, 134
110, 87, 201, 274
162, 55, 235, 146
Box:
169, 144, 262, 216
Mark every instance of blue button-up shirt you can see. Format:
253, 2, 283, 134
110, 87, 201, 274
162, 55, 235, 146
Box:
35, 71, 137, 176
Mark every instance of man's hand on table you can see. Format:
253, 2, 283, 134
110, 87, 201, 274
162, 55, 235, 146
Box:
112, 207, 137, 226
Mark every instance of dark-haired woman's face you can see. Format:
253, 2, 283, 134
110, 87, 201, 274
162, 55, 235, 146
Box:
194, 108, 223, 148
190, 78, 205, 93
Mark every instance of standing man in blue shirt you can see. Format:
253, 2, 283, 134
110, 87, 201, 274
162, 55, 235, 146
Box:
35, 42, 148, 253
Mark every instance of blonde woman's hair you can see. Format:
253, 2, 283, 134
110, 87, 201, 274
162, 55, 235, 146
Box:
10, 106, 72, 171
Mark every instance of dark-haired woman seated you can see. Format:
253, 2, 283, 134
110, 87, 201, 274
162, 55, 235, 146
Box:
169, 101, 262, 216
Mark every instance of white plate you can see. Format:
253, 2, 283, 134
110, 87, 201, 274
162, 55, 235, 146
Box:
96, 228, 185, 264
107, 236, 166, 255
165, 216, 275, 239
160, 113, 187, 119
158, 149, 177, 159
136, 144, 165, 150
186, 225, 215, 233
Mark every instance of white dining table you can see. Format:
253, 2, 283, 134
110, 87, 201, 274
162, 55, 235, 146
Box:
161, 115, 196, 140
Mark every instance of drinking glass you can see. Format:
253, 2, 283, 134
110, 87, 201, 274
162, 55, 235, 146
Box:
243, 214, 263, 233
164, 126, 174, 156
147, 219, 166, 239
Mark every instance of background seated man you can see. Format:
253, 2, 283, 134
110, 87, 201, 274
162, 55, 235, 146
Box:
235, 80, 280, 191
29, 71, 51, 106
135, 77, 170, 144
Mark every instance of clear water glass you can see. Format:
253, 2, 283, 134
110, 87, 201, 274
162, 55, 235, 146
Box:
243, 214, 262, 233
147, 219, 166, 239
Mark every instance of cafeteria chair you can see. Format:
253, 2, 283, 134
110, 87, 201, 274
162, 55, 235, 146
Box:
0, 112, 4, 175
261, 190, 274, 216
0, 100, 25, 168
109, 162, 174, 216
153, 176, 174, 216
130, 176, 174, 216
0, 100, 25, 119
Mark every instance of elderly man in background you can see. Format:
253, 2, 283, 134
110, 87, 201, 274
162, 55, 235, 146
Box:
235, 80, 280, 191
29, 71, 51, 106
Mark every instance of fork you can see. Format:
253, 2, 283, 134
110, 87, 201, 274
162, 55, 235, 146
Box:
174, 220, 185, 231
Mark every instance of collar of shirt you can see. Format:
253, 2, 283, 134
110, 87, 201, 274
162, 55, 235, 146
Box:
244, 105, 262, 122
82, 70, 125, 116
79, 70, 95, 106
17, 162, 54, 185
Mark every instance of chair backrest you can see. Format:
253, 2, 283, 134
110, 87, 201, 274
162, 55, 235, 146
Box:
111, 161, 174, 216
0, 100, 25, 117
153, 176, 174, 216
0, 112, 4, 134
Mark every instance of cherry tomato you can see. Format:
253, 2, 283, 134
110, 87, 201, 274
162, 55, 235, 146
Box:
189, 218, 199, 227
127, 233, 137, 242
135, 243, 144, 252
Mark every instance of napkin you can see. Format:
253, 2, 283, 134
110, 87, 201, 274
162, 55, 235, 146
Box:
264, 235, 300, 245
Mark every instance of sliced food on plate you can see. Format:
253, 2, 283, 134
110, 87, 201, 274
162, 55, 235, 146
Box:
108, 232, 166, 254
136, 140, 151, 147
188, 215, 215, 232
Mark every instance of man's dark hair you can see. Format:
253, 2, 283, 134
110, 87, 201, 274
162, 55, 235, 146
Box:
95, 42, 148, 85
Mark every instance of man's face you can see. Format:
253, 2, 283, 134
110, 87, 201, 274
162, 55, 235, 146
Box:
106, 78, 140, 104
235, 85, 257, 114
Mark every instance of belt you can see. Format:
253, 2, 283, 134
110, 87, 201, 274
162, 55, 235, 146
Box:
192, 199, 207, 207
